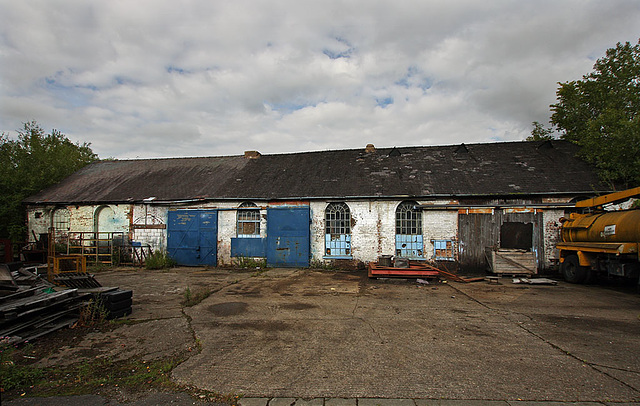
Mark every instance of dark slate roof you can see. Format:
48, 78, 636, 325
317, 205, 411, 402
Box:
24, 140, 608, 204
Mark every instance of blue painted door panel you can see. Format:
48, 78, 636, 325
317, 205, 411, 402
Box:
267, 207, 310, 267
231, 237, 267, 257
168, 210, 218, 266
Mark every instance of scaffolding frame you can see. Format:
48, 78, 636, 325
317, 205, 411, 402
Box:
63, 231, 126, 265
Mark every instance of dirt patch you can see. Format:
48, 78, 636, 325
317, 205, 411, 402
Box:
281, 302, 318, 310
224, 321, 291, 332
37, 318, 194, 367
208, 302, 248, 317
225, 286, 263, 297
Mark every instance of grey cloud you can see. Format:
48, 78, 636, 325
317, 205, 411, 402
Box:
1, 0, 639, 158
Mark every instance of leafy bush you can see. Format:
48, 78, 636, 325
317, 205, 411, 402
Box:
145, 250, 176, 270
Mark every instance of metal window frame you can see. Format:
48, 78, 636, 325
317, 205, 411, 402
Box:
395, 201, 424, 258
237, 202, 261, 238
52, 208, 70, 231
324, 202, 352, 258
395, 201, 422, 235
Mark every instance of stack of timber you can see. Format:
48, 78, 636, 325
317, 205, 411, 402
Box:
0, 265, 90, 345
486, 248, 537, 276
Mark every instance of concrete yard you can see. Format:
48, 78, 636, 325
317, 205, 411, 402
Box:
21, 267, 640, 404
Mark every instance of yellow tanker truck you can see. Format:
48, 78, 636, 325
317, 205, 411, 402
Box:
558, 186, 640, 286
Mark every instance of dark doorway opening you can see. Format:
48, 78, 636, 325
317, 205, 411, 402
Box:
500, 222, 532, 250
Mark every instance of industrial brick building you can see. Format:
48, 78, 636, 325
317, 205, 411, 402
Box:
24, 140, 608, 272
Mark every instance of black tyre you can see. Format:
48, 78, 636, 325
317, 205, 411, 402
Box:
105, 298, 133, 312
107, 306, 132, 320
561, 255, 587, 284
101, 289, 133, 304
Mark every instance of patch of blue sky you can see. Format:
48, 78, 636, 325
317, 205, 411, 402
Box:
323, 36, 354, 59
323, 48, 352, 59
376, 97, 394, 108
42, 76, 92, 108
267, 101, 315, 114
166, 65, 190, 75
113, 76, 142, 86
395, 66, 433, 91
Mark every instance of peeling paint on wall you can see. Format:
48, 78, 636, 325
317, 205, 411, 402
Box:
26, 199, 566, 270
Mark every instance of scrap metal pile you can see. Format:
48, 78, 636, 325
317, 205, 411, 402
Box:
0, 262, 132, 345
0, 263, 89, 344
368, 256, 484, 282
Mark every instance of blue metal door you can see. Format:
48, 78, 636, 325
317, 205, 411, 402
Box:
267, 207, 310, 267
167, 210, 218, 266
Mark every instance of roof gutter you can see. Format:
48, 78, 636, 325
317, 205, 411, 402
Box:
416, 203, 576, 210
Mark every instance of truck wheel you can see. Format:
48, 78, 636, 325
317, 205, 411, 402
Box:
561, 255, 587, 284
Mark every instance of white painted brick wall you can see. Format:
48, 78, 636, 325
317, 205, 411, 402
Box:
543, 209, 564, 267
310, 200, 458, 263
26, 207, 53, 240
423, 210, 458, 261
26, 201, 560, 270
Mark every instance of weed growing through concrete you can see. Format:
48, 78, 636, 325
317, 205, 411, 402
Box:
182, 286, 213, 307
2, 334, 241, 403
77, 298, 108, 327
310, 258, 334, 270
233, 256, 267, 269
145, 250, 177, 270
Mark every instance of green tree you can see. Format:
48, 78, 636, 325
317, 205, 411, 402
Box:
526, 121, 556, 141
550, 39, 640, 188
0, 121, 98, 241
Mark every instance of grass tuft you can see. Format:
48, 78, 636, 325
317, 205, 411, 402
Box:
145, 250, 177, 270
182, 286, 213, 307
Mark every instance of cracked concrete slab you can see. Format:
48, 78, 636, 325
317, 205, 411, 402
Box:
172, 270, 640, 402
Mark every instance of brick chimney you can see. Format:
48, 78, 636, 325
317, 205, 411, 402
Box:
365, 144, 376, 153
244, 150, 261, 159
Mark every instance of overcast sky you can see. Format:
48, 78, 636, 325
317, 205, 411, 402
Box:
1, 1, 639, 159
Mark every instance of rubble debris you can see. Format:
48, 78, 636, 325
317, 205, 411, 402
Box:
486, 276, 500, 284
512, 277, 558, 285
368, 259, 484, 282
425, 264, 484, 283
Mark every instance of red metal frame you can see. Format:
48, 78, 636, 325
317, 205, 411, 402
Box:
368, 261, 440, 278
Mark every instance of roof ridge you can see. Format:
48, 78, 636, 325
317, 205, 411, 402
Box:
108, 140, 568, 161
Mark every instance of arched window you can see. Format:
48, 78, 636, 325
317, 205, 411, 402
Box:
395, 201, 423, 258
325, 202, 351, 257
52, 208, 70, 232
237, 202, 260, 238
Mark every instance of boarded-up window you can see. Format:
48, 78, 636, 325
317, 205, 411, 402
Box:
433, 240, 455, 261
